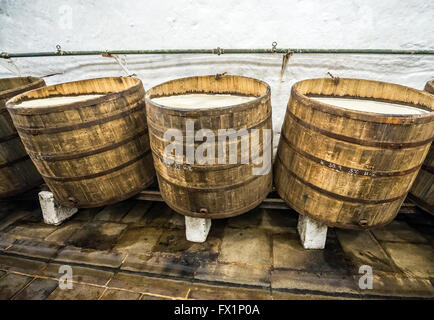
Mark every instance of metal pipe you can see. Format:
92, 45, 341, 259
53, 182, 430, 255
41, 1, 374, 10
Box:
2, 47, 434, 59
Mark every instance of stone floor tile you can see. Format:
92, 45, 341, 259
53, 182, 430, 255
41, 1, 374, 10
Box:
113, 226, 163, 254
44, 221, 83, 245
18, 208, 44, 223
226, 207, 265, 229
381, 243, 434, 278
0, 210, 36, 231
108, 272, 190, 298
271, 269, 360, 297
71, 207, 102, 222
271, 290, 351, 300
142, 202, 178, 228
371, 221, 428, 243
0, 273, 33, 299
0, 232, 16, 250
0, 254, 47, 274
154, 227, 221, 258
272, 233, 350, 274
65, 221, 127, 251
219, 227, 271, 267
188, 283, 271, 300
47, 282, 105, 300
258, 209, 298, 233
100, 288, 141, 300
8, 222, 57, 240
195, 262, 270, 288
167, 212, 186, 228
6, 239, 59, 259
121, 252, 198, 279
356, 271, 434, 298
140, 293, 171, 300
121, 201, 153, 224
336, 230, 396, 273
94, 200, 136, 222
41, 263, 114, 286
54, 246, 125, 268
12, 278, 58, 300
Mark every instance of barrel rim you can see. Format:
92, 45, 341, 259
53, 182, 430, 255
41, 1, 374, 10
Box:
425, 79, 434, 95
145, 74, 271, 114
6, 76, 143, 115
292, 78, 434, 125
0, 76, 45, 100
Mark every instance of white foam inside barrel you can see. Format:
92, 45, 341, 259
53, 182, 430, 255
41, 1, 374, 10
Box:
16, 94, 104, 108
152, 94, 256, 109
311, 97, 428, 115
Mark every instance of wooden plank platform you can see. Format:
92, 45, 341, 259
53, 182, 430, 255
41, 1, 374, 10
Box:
135, 188, 418, 214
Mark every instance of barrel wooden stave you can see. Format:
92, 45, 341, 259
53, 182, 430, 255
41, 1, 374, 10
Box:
6, 77, 155, 208
146, 75, 273, 219
0, 77, 45, 198
275, 78, 434, 230
408, 80, 434, 214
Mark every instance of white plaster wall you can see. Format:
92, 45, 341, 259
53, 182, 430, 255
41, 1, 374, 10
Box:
1, 0, 433, 149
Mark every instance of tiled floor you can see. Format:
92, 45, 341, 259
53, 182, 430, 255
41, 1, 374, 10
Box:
0, 191, 433, 300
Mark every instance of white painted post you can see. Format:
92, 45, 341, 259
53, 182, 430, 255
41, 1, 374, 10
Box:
185, 216, 211, 243
38, 191, 78, 226
297, 214, 328, 249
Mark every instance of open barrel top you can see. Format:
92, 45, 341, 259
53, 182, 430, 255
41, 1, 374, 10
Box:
291, 78, 434, 124
145, 74, 271, 115
6, 77, 142, 115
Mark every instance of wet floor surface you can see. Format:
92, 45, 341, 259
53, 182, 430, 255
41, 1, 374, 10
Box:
0, 191, 433, 300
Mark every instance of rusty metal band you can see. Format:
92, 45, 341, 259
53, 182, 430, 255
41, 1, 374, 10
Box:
150, 138, 273, 172
286, 111, 434, 149
147, 111, 272, 136
275, 154, 406, 204
0, 132, 19, 143
156, 168, 270, 192
421, 164, 434, 175
15, 103, 146, 135
55, 175, 156, 208
159, 189, 270, 220
0, 155, 31, 169
41, 149, 152, 182
279, 131, 422, 177
28, 128, 149, 161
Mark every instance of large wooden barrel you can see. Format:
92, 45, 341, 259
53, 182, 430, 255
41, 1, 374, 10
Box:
274, 78, 434, 230
0, 77, 45, 198
145, 75, 273, 218
408, 79, 434, 214
6, 77, 155, 208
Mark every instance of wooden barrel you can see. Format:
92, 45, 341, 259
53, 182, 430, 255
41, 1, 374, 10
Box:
408, 79, 434, 214
6, 77, 155, 208
274, 78, 434, 230
145, 75, 273, 219
0, 77, 45, 198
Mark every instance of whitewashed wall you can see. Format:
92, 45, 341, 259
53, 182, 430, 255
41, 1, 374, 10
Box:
1, 0, 433, 149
